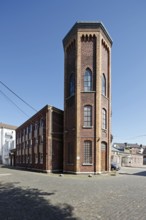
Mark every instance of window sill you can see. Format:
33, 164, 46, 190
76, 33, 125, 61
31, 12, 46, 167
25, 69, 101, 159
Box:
83, 126, 93, 129
82, 163, 93, 166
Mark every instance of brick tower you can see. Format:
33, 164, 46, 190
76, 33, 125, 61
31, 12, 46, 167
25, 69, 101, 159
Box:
63, 22, 112, 174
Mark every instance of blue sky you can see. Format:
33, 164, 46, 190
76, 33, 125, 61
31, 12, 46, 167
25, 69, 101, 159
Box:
0, 0, 146, 145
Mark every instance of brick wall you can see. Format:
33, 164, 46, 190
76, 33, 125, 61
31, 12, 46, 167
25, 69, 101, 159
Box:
63, 23, 112, 174
16, 105, 63, 172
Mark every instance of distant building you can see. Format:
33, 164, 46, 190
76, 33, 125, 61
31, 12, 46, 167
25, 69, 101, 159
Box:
113, 143, 145, 154
112, 143, 145, 167
16, 105, 63, 173
0, 123, 17, 165
63, 22, 112, 174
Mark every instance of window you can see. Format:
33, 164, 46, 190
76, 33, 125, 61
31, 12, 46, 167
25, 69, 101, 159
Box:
34, 122, 38, 138
35, 122, 38, 129
69, 73, 75, 96
102, 108, 107, 129
102, 74, 106, 96
29, 124, 32, 139
26, 156, 29, 164
23, 128, 25, 136
40, 118, 44, 127
40, 135, 44, 144
84, 105, 92, 127
29, 155, 32, 164
35, 138, 38, 146
26, 127, 28, 134
35, 154, 38, 164
40, 153, 43, 164
101, 142, 107, 151
84, 141, 92, 164
84, 69, 92, 91
29, 124, 32, 133
39, 120, 44, 135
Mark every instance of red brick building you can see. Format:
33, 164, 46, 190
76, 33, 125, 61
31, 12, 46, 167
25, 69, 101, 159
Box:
15, 21, 112, 174
63, 22, 112, 174
16, 105, 63, 172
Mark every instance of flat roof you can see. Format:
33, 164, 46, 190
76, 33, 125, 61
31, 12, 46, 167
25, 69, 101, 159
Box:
16, 104, 63, 130
63, 21, 113, 46
0, 123, 17, 130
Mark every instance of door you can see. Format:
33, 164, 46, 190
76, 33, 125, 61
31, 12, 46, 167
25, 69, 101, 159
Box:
101, 142, 107, 171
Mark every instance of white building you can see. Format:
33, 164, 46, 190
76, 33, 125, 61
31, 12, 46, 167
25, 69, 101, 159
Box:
0, 123, 17, 165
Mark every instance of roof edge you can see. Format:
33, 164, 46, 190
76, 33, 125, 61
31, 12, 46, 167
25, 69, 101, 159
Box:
0, 123, 17, 130
63, 21, 113, 47
16, 104, 63, 129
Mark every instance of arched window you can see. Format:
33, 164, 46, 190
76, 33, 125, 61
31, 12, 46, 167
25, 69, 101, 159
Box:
84, 69, 92, 91
69, 73, 75, 96
102, 74, 106, 96
84, 141, 92, 164
84, 105, 92, 127
102, 108, 107, 129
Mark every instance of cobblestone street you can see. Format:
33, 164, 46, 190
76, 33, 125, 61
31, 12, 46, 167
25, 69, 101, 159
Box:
0, 166, 146, 220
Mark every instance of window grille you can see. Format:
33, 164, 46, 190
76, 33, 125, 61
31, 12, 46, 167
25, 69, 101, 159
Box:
84, 69, 92, 91
84, 141, 92, 164
102, 74, 106, 96
102, 109, 107, 129
84, 105, 92, 127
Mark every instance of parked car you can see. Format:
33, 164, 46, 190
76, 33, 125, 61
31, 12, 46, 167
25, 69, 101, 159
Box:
111, 162, 120, 171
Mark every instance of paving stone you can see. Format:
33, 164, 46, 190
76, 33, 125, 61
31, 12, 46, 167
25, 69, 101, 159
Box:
0, 167, 146, 219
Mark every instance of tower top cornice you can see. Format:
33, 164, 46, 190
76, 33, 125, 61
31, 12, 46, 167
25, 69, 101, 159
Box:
63, 21, 113, 47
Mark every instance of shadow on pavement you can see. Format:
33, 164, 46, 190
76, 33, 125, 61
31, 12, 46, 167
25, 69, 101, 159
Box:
0, 182, 79, 220
133, 171, 146, 176
119, 170, 146, 177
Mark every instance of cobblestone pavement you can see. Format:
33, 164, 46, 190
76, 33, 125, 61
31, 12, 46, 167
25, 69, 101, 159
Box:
0, 166, 146, 220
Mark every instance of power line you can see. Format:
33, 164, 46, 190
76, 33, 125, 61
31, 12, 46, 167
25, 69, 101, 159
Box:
127, 134, 146, 140
0, 81, 37, 112
0, 80, 48, 129
0, 89, 48, 132
0, 89, 30, 117
113, 134, 146, 143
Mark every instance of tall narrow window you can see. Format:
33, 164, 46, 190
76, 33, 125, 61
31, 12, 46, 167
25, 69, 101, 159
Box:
40, 153, 43, 164
84, 69, 92, 91
102, 74, 106, 96
84, 105, 92, 127
40, 118, 44, 127
29, 124, 32, 133
69, 73, 75, 96
102, 108, 107, 129
35, 154, 38, 164
84, 141, 92, 164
